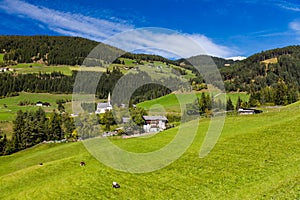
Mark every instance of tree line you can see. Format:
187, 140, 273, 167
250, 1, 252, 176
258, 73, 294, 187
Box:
0, 104, 150, 155
0, 108, 75, 155
186, 93, 248, 117
0, 35, 122, 65
0, 68, 177, 104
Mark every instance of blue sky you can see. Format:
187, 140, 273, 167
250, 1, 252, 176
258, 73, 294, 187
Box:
0, 0, 299, 59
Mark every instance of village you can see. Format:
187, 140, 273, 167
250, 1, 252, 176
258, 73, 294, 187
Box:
94, 93, 169, 137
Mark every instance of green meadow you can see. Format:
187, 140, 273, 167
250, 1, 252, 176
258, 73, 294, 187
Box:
8, 64, 75, 75
0, 101, 299, 199
138, 92, 250, 114
0, 54, 4, 62
0, 92, 72, 121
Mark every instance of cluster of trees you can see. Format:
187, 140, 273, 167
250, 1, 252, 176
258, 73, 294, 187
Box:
0, 71, 74, 97
0, 108, 75, 155
121, 53, 179, 66
0, 68, 180, 108
187, 93, 248, 116
0, 104, 149, 155
248, 79, 298, 106
0, 129, 8, 156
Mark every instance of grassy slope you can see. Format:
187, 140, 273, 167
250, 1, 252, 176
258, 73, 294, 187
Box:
0, 102, 299, 199
5, 58, 195, 79
138, 92, 249, 114
0, 54, 4, 62
9, 64, 74, 75
0, 92, 72, 121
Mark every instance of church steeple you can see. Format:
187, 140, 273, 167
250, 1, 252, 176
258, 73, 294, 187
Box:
108, 92, 111, 105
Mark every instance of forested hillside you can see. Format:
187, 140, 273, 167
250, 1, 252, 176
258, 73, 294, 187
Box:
177, 55, 236, 69
220, 45, 300, 106
0, 36, 122, 65
1, 35, 300, 106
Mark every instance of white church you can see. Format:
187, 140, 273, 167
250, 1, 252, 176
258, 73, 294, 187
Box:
95, 93, 113, 114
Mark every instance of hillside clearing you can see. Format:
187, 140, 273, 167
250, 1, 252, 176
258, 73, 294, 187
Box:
0, 92, 72, 121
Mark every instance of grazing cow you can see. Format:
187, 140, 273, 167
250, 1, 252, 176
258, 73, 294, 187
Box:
80, 161, 86, 166
39, 163, 43, 165
112, 182, 120, 188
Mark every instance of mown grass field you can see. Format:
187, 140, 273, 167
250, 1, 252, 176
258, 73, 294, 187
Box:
138, 92, 249, 114
0, 92, 72, 121
0, 102, 299, 199
8, 64, 75, 75
0, 54, 4, 62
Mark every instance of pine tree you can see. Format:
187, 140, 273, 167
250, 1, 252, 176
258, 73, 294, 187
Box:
274, 79, 288, 105
199, 93, 207, 114
236, 96, 243, 110
48, 111, 62, 140
12, 110, 25, 151
226, 97, 234, 111
61, 113, 75, 139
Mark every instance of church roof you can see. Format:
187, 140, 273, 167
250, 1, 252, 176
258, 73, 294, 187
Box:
97, 102, 111, 109
142, 116, 168, 121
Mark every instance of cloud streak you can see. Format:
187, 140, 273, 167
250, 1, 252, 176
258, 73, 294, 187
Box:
0, 0, 132, 41
274, 0, 300, 12
105, 28, 237, 58
0, 0, 237, 58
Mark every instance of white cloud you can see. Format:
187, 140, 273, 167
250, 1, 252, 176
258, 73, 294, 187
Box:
187, 34, 237, 58
0, 0, 237, 58
276, 1, 300, 12
105, 29, 237, 58
289, 21, 300, 33
279, 5, 300, 12
289, 21, 300, 40
0, 0, 132, 41
226, 56, 246, 61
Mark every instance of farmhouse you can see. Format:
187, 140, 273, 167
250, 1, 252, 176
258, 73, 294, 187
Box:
238, 108, 262, 115
143, 116, 168, 133
36, 101, 51, 107
95, 93, 112, 114
36, 101, 43, 107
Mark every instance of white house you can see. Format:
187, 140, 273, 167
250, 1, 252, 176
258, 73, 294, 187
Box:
142, 116, 168, 133
36, 101, 43, 107
95, 93, 112, 114
238, 108, 262, 115
36, 101, 50, 107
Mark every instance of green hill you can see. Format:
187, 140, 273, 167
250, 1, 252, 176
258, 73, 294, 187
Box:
137, 92, 249, 114
220, 45, 300, 92
1, 103, 299, 199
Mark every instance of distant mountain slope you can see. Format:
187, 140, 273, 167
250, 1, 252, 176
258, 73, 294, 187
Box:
177, 55, 237, 69
220, 45, 300, 92
1, 35, 300, 106
220, 45, 300, 105
0, 35, 123, 66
